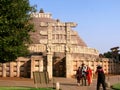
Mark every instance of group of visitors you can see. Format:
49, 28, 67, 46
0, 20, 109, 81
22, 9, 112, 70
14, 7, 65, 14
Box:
76, 63, 92, 86
76, 63, 106, 90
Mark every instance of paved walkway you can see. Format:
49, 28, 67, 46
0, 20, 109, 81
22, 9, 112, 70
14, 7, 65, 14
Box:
0, 75, 120, 90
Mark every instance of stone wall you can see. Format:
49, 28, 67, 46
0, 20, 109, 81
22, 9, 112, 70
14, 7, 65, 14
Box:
72, 57, 120, 77
0, 56, 119, 79
0, 57, 30, 77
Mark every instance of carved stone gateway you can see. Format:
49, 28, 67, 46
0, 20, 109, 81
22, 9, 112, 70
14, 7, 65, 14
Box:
29, 10, 120, 78
29, 10, 100, 79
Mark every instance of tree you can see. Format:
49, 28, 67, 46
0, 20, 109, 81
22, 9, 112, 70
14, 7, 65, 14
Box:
0, 0, 35, 63
103, 46, 120, 61
103, 51, 112, 58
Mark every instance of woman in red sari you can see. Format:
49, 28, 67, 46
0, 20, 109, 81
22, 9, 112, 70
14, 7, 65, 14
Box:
86, 66, 92, 86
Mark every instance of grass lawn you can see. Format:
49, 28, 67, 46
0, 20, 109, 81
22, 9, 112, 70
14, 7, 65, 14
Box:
112, 83, 120, 90
0, 87, 54, 90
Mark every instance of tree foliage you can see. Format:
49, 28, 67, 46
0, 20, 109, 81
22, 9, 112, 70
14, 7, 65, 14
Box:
103, 47, 120, 61
103, 51, 112, 58
0, 0, 35, 63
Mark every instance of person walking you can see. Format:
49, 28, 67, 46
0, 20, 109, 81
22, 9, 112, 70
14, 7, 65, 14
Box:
81, 63, 87, 86
86, 66, 92, 86
96, 65, 106, 90
76, 67, 82, 86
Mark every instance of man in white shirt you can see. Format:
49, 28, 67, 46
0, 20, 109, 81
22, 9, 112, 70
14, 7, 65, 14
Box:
81, 63, 87, 86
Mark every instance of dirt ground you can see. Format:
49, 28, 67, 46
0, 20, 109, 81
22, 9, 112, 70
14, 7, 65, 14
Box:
0, 75, 120, 90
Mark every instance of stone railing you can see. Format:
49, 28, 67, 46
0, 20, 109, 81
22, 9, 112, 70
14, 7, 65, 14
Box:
39, 22, 77, 27
0, 57, 30, 77
72, 58, 120, 75
0, 56, 44, 79
31, 12, 52, 18
70, 46, 99, 55
0, 56, 119, 78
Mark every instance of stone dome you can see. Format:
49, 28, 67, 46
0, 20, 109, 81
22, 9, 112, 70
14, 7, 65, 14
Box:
29, 10, 87, 47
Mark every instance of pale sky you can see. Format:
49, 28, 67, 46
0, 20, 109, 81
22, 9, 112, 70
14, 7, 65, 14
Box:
29, 0, 120, 54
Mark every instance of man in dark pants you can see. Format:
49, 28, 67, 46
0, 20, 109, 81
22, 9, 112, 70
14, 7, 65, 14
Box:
81, 63, 87, 86
76, 67, 82, 86
96, 65, 106, 90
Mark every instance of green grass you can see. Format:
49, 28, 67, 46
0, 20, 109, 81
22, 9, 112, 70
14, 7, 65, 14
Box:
0, 87, 54, 90
112, 83, 120, 90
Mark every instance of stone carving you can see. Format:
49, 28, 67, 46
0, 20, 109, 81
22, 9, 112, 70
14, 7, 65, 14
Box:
47, 45, 51, 52
40, 31, 47, 35
65, 45, 71, 52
